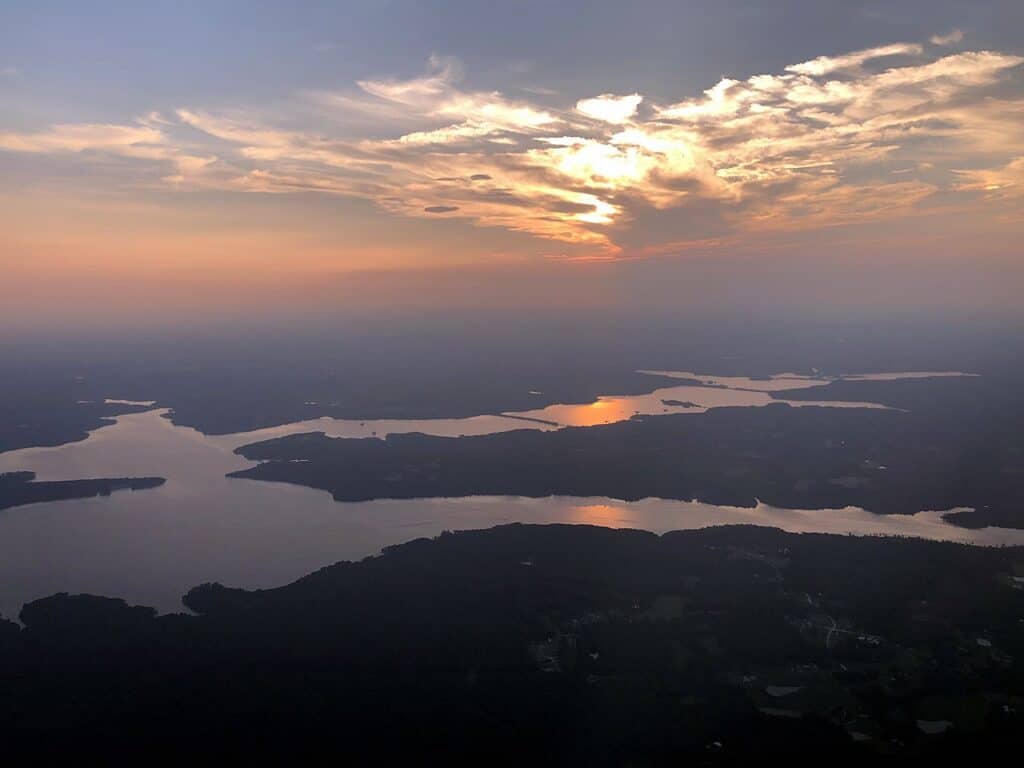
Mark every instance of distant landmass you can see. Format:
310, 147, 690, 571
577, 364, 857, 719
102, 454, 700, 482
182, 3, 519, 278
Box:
0, 471, 165, 511
6, 319, 1014, 443
0, 393, 153, 454
2, 523, 1022, 761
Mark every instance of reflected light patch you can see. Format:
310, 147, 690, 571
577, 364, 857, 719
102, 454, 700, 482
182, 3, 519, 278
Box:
567, 503, 637, 528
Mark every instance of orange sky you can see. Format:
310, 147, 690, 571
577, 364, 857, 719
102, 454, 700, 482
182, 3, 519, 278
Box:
1, 17, 1023, 324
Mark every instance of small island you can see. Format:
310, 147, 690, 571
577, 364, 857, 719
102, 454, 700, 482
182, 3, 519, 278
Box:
0, 471, 166, 511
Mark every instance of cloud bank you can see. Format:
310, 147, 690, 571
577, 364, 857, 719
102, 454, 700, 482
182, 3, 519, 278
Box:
1, 36, 1021, 260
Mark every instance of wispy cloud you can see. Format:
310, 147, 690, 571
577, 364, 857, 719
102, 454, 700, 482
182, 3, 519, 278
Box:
784, 42, 922, 76
0, 122, 166, 155
1, 36, 1021, 259
953, 156, 1024, 198
931, 29, 965, 46
0, 67, 16, 77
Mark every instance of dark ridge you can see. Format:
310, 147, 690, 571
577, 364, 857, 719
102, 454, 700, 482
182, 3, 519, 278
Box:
0, 471, 166, 511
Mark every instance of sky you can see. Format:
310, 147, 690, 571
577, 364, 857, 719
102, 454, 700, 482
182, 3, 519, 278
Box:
1, 1, 1023, 327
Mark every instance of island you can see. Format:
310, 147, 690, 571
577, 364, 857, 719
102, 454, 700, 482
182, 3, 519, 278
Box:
0, 471, 166, 511
229, 374, 1024, 528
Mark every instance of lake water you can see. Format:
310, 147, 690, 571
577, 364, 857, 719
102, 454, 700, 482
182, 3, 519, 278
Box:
1, 369, 1013, 618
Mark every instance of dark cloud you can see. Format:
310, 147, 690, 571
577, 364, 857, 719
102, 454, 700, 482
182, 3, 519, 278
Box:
469, 173, 492, 181
546, 200, 601, 214
424, 205, 460, 213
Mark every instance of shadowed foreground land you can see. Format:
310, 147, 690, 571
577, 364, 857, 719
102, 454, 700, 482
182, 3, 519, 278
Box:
0, 471, 165, 511
3, 524, 1023, 763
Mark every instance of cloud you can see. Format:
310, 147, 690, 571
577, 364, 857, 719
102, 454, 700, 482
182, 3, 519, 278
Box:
3, 39, 1023, 259
357, 54, 462, 105
785, 43, 922, 76
0, 122, 165, 154
0, 67, 16, 77
931, 29, 964, 46
953, 156, 1024, 196
392, 93, 559, 146
355, 56, 558, 147
575, 93, 643, 124
0, 119, 226, 193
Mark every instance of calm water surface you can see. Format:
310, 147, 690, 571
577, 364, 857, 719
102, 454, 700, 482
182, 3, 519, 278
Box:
0, 370, 1009, 618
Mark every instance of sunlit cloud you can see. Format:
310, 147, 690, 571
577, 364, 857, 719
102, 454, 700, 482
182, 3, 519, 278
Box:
930, 29, 965, 46
357, 54, 461, 104
356, 54, 559, 143
575, 93, 643, 124
0, 119, 220, 189
0, 35, 1021, 260
0, 122, 165, 155
784, 43, 923, 76
953, 156, 1024, 198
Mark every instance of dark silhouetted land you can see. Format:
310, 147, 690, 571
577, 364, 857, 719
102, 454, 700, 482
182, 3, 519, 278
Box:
2, 523, 1023, 762
0, 471, 165, 511
4, 315, 1019, 441
232, 375, 1024, 528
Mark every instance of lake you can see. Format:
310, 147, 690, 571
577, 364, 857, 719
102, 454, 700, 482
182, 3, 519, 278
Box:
0, 369, 1011, 618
